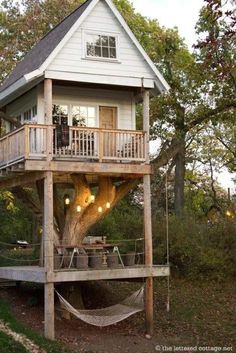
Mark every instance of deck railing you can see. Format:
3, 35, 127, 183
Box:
0, 124, 146, 167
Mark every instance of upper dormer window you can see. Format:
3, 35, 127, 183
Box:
85, 33, 117, 60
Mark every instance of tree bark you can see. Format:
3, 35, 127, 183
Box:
62, 175, 138, 245
174, 139, 185, 218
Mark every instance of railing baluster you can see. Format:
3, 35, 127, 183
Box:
0, 125, 147, 168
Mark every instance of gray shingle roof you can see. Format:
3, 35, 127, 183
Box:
0, 0, 93, 93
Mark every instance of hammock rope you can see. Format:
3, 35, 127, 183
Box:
55, 287, 144, 327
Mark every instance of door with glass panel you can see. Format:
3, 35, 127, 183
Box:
52, 104, 69, 155
71, 106, 97, 158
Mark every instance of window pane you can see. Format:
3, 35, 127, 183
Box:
87, 44, 95, 56
87, 117, 96, 127
94, 46, 101, 57
80, 107, 87, 118
87, 34, 100, 45
72, 106, 80, 118
102, 47, 109, 58
53, 104, 68, 125
88, 107, 95, 118
109, 36, 116, 47
95, 35, 101, 46
101, 36, 109, 46
53, 104, 68, 116
109, 47, 117, 58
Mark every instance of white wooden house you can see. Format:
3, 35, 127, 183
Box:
0, 0, 170, 340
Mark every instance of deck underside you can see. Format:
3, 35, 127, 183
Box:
0, 265, 170, 283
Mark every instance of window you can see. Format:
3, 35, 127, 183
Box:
23, 105, 37, 123
86, 34, 117, 59
24, 109, 32, 122
72, 106, 96, 127
52, 105, 68, 125
32, 105, 37, 118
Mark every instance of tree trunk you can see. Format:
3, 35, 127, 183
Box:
174, 139, 185, 218
62, 175, 138, 245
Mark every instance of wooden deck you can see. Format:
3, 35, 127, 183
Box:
0, 124, 147, 171
0, 265, 170, 283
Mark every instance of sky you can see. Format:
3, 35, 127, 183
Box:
131, 0, 205, 49
131, 0, 235, 190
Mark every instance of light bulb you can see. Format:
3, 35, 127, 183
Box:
90, 195, 95, 203
98, 206, 103, 213
64, 197, 70, 205
106, 202, 111, 209
76, 205, 82, 213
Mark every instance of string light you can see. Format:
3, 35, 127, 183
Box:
90, 195, 95, 203
64, 194, 70, 205
106, 202, 111, 209
76, 205, 82, 213
226, 210, 233, 218
98, 206, 103, 213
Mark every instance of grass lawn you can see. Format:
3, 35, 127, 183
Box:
0, 331, 28, 353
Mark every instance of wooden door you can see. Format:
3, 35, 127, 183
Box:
99, 106, 117, 129
99, 107, 117, 158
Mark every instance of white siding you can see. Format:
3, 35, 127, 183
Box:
37, 85, 135, 130
6, 88, 37, 118
47, 1, 156, 87
5, 88, 37, 132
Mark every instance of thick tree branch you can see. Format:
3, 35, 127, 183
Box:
187, 101, 236, 130
152, 138, 182, 170
62, 175, 139, 245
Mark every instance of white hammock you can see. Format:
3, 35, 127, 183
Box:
56, 287, 144, 327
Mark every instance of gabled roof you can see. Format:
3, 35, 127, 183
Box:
0, 0, 93, 93
0, 0, 169, 100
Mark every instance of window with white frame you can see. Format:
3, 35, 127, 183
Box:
52, 104, 68, 125
72, 106, 96, 127
85, 33, 117, 60
23, 105, 37, 123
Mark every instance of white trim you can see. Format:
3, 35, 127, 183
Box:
82, 28, 120, 62
0, 77, 26, 106
104, 0, 170, 92
45, 70, 155, 88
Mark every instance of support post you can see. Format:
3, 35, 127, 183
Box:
142, 89, 154, 336
43, 171, 54, 340
143, 90, 150, 164
44, 79, 53, 162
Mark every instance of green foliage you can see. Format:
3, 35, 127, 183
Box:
89, 196, 143, 252
0, 0, 85, 83
0, 331, 27, 353
0, 191, 32, 243
0, 248, 38, 267
153, 215, 236, 280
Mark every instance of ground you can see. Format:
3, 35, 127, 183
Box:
0, 278, 235, 353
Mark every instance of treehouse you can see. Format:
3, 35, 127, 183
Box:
0, 0, 170, 340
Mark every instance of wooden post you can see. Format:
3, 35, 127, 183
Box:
44, 79, 53, 162
143, 90, 150, 164
142, 89, 154, 336
44, 171, 54, 340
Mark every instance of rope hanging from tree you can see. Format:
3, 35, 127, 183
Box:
165, 168, 170, 313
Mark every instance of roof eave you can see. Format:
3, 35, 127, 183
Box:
0, 73, 44, 108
